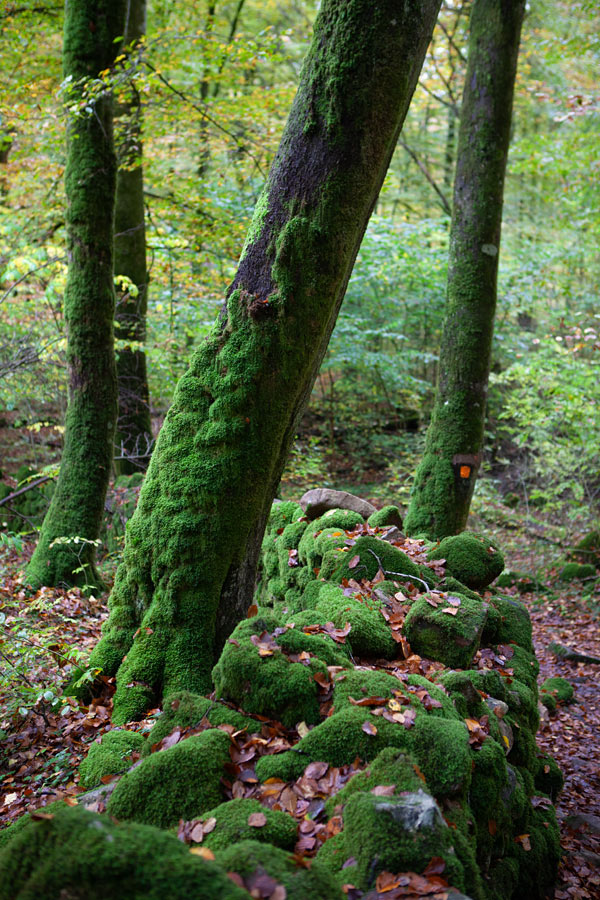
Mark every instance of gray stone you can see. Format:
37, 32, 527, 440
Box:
300, 488, 376, 521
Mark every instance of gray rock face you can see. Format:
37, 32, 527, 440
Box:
375, 789, 445, 831
299, 488, 376, 521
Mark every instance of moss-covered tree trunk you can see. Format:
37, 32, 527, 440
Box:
113, 0, 153, 475
25, 0, 125, 588
91, 0, 442, 723
404, 0, 525, 540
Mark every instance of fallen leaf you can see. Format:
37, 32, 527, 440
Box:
248, 812, 267, 827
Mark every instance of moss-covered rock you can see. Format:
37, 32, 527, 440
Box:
495, 571, 545, 593
107, 729, 230, 828
79, 729, 146, 789
297, 509, 363, 567
215, 838, 341, 899
320, 534, 421, 585
367, 505, 403, 529
540, 676, 574, 706
144, 691, 257, 751
534, 753, 564, 801
198, 798, 297, 852
342, 790, 466, 891
212, 614, 346, 728
324, 747, 426, 816
482, 594, 533, 651
0, 804, 248, 900
403, 593, 488, 669
428, 532, 505, 590
572, 529, 600, 567
559, 562, 596, 581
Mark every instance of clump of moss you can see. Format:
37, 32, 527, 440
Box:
212, 613, 345, 728
320, 535, 421, 584
438, 575, 482, 601
559, 562, 596, 581
79, 729, 146, 789
482, 594, 533, 651
535, 753, 564, 801
0, 804, 248, 900
540, 676, 574, 707
144, 691, 257, 752
403, 593, 487, 669
411, 715, 472, 798
342, 790, 466, 891
427, 532, 505, 589
324, 747, 426, 816
367, 505, 403, 529
107, 729, 230, 828
198, 798, 297, 852
511, 804, 561, 899
573, 529, 600, 567
297, 509, 363, 566
495, 571, 545, 593
215, 839, 341, 900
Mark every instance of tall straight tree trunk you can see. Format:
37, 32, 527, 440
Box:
90, 0, 442, 725
113, 0, 153, 475
26, 0, 125, 588
405, 0, 525, 540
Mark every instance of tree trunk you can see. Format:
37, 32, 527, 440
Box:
404, 0, 525, 540
25, 0, 124, 589
90, 0, 442, 724
113, 0, 153, 476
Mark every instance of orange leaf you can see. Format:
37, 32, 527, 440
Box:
247, 604, 258, 618
190, 846, 215, 859
361, 720, 377, 736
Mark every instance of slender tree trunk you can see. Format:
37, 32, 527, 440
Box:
113, 0, 153, 475
90, 0, 442, 724
405, 0, 525, 540
25, 0, 124, 589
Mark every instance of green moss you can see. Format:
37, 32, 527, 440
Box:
324, 747, 425, 816
199, 798, 297, 852
573, 529, 600, 566
540, 676, 574, 705
534, 753, 564, 801
79, 729, 146, 789
107, 729, 230, 828
495, 571, 545, 593
144, 691, 257, 752
506, 680, 539, 732
505, 714, 538, 769
212, 615, 339, 727
559, 561, 596, 581
320, 535, 420, 584
468, 737, 511, 859
0, 804, 248, 900
511, 804, 560, 899
255, 707, 413, 782
411, 715, 472, 798
502, 644, 539, 692
297, 510, 362, 566
342, 790, 466, 891
367, 505, 403, 529
403, 593, 487, 669
427, 532, 505, 590
277, 520, 309, 576
296, 590, 397, 659
440, 576, 482, 601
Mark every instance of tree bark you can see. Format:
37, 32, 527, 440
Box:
113, 0, 153, 475
405, 0, 525, 540
90, 0, 442, 724
25, 0, 125, 588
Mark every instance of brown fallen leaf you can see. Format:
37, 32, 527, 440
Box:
361, 720, 377, 736
248, 811, 268, 827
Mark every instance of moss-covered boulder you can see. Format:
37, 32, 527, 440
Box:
324, 747, 426, 815
540, 676, 574, 708
368, 505, 403, 529
321, 534, 421, 584
79, 729, 146, 789
0, 804, 248, 900
215, 838, 341, 899
212, 614, 348, 728
107, 729, 230, 828
559, 562, 596, 582
144, 691, 257, 751
428, 532, 505, 590
495, 571, 545, 593
534, 753, 564, 801
482, 594, 533, 652
572, 529, 600, 567
197, 798, 297, 852
403, 593, 488, 669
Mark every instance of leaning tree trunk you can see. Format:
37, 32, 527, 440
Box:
25, 0, 124, 589
404, 0, 525, 540
90, 0, 442, 724
113, 0, 153, 475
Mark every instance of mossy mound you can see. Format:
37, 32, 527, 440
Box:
0, 804, 248, 900
572, 529, 600, 566
367, 505, 403, 529
198, 798, 297, 852
540, 676, 574, 707
212, 613, 348, 728
483, 594, 533, 651
559, 562, 596, 581
107, 729, 230, 828
495, 571, 545, 593
144, 691, 257, 751
403, 593, 488, 669
215, 839, 341, 900
321, 534, 420, 584
428, 532, 505, 589
79, 729, 146, 789
324, 747, 426, 816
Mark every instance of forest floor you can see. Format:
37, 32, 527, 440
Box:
0, 516, 599, 900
